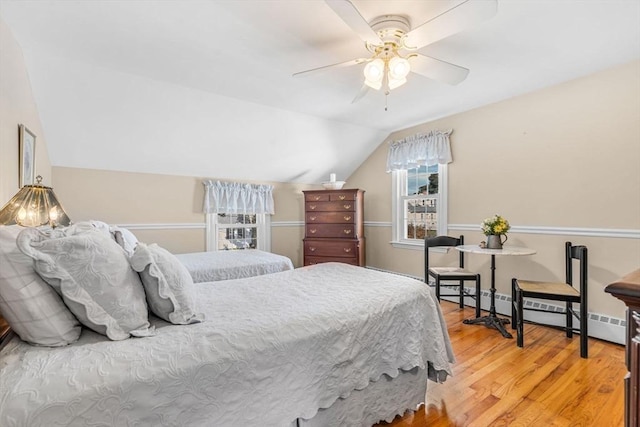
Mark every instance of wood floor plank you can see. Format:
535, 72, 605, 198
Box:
378, 301, 626, 427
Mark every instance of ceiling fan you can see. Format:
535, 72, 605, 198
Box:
293, 0, 498, 103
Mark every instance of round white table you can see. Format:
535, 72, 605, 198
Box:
456, 245, 537, 338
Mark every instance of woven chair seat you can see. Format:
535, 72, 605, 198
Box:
429, 267, 477, 276
516, 280, 580, 297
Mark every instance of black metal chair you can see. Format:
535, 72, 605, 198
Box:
425, 235, 481, 318
511, 242, 588, 358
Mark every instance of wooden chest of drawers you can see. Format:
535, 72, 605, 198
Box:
605, 269, 640, 427
303, 189, 365, 267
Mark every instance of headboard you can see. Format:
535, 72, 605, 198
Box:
0, 314, 13, 350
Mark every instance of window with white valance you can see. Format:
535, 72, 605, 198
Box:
388, 130, 453, 249
202, 180, 275, 251
203, 180, 274, 215
386, 129, 453, 172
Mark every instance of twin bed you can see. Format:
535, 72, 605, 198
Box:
176, 249, 294, 283
0, 225, 454, 427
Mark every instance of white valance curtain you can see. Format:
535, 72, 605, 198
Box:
386, 129, 453, 172
203, 180, 275, 215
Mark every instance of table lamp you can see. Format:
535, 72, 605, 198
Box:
0, 175, 71, 228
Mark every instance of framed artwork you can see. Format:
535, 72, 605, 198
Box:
19, 124, 36, 187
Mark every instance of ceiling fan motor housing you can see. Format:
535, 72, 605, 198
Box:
369, 15, 411, 45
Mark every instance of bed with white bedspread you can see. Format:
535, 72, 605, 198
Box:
0, 263, 454, 426
175, 249, 294, 283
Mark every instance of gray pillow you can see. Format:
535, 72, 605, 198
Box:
111, 226, 138, 258
17, 225, 155, 341
130, 243, 204, 325
0, 225, 81, 346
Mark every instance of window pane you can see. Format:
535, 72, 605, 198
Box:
404, 197, 437, 240
218, 225, 258, 250
217, 213, 257, 225
407, 165, 438, 196
216, 213, 258, 250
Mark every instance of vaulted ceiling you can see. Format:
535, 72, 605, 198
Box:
1, 0, 639, 184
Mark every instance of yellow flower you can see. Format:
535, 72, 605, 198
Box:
480, 214, 510, 236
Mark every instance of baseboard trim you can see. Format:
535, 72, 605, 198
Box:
366, 266, 625, 345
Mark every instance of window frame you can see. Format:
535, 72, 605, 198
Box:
205, 213, 271, 251
391, 163, 448, 250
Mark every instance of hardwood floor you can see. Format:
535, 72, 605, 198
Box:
379, 301, 626, 427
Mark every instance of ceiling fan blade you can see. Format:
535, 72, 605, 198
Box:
409, 54, 469, 85
293, 58, 369, 77
325, 0, 382, 46
351, 84, 370, 104
404, 0, 497, 49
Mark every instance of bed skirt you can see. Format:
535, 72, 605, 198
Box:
291, 366, 428, 427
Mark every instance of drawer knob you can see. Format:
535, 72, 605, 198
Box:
344, 216, 352, 221
339, 195, 346, 200
343, 229, 352, 235
343, 204, 352, 209
310, 229, 317, 234
309, 205, 316, 210
310, 247, 316, 252
314, 196, 321, 201
343, 248, 352, 253
310, 216, 317, 221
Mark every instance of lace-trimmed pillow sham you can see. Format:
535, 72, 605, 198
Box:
130, 243, 204, 325
0, 225, 81, 346
17, 225, 155, 340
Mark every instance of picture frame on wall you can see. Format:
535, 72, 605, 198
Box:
18, 124, 36, 187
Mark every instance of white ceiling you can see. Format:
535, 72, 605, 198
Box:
1, 0, 639, 184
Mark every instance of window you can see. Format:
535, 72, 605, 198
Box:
206, 213, 270, 251
202, 180, 274, 252
391, 163, 448, 249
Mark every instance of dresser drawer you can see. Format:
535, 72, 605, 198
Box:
304, 240, 358, 258
306, 212, 356, 224
306, 224, 355, 238
305, 256, 359, 266
329, 192, 357, 201
305, 201, 356, 212
305, 193, 330, 202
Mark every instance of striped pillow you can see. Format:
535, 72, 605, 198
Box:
0, 225, 81, 346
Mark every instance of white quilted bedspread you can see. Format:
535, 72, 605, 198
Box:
0, 263, 454, 427
175, 249, 294, 282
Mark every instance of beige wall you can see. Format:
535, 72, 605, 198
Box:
52, 166, 318, 265
0, 18, 51, 203
348, 60, 640, 319
53, 61, 639, 320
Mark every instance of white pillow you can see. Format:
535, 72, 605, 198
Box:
111, 226, 138, 258
17, 225, 155, 341
0, 225, 81, 346
130, 243, 204, 325
89, 220, 112, 236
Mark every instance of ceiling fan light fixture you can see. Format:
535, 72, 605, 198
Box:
363, 58, 385, 90
388, 56, 410, 80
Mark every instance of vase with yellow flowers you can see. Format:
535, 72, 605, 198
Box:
481, 214, 510, 249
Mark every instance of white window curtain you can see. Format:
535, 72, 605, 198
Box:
202, 180, 275, 214
386, 129, 453, 172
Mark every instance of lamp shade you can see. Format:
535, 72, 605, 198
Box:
0, 179, 70, 228
363, 58, 385, 90
388, 56, 410, 80
388, 56, 410, 90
